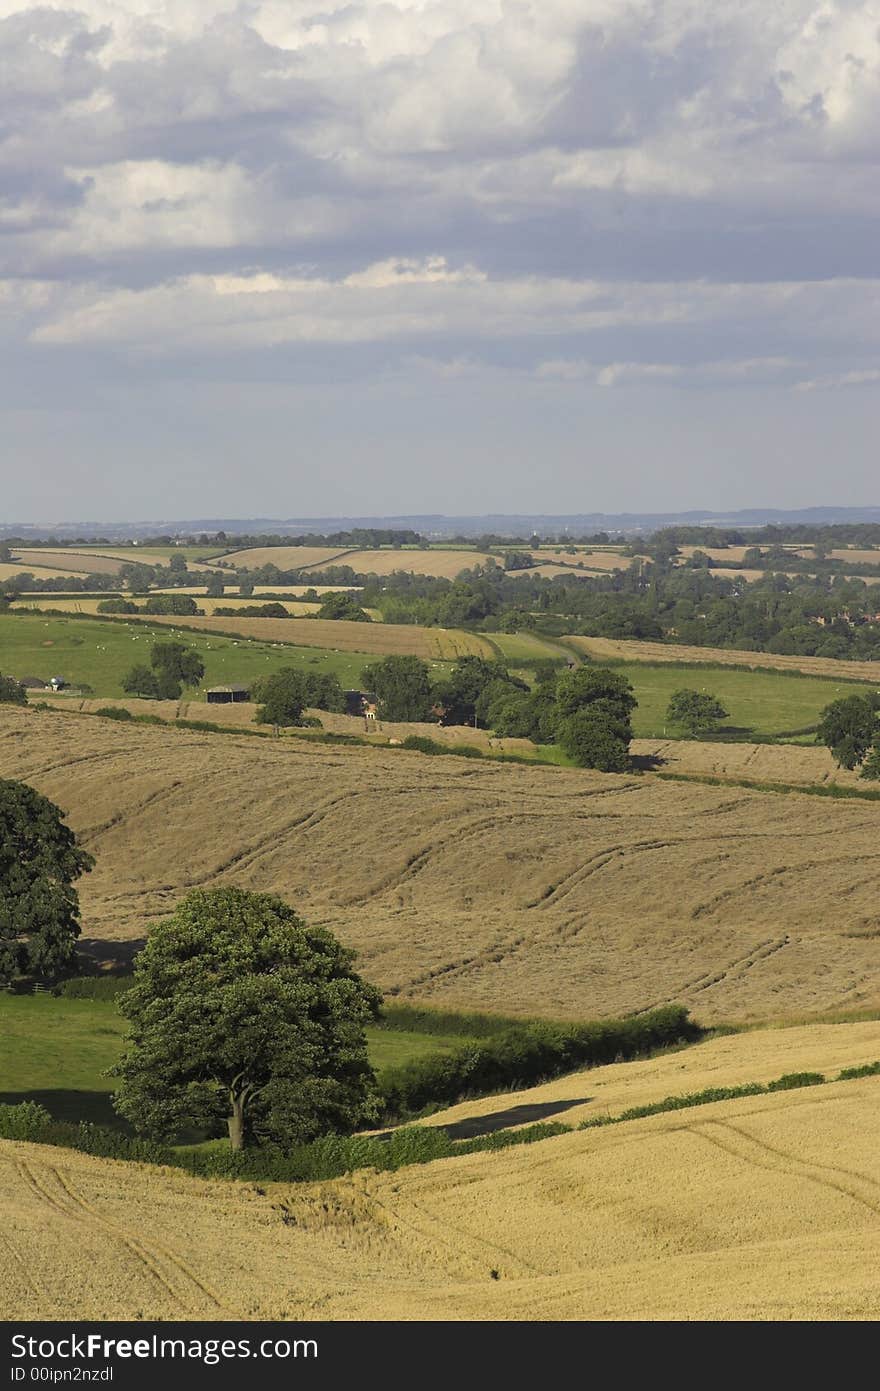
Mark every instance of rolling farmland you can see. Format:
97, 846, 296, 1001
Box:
1, 1022, 878, 1320
136, 613, 496, 659
567, 635, 880, 684
300, 549, 494, 579
2, 705, 879, 1022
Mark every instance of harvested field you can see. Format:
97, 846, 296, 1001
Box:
11, 597, 325, 618
568, 635, 880, 684
12, 550, 217, 575
823, 549, 880, 566
527, 549, 643, 571
631, 737, 864, 788
508, 563, 589, 580
3, 705, 880, 1023
300, 549, 493, 579
211, 546, 352, 570
2, 1026, 879, 1319
136, 613, 495, 659
0, 563, 86, 582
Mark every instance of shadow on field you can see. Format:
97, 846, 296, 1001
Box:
630, 752, 666, 771
77, 938, 146, 973
0, 1089, 121, 1128
433, 1097, 591, 1140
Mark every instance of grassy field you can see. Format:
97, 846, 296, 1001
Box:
0, 995, 468, 1128
4, 704, 879, 1023
485, 631, 574, 664
618, 662, 861, 738
0, 612, 381, 695
2, 1021, 878, 1319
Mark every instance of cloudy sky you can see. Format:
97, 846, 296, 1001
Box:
2, 0, 878, 521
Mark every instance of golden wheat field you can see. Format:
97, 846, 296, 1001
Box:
300, 549, 494, 579
527, 549, 643, 571
12, 550, 217, 575
212, 546, 353, 570
132, 613, 495, 659
2, 1023, 879, 1320
10, 597, 326, 618
2, 705, 879, 1021
630, 737, 864, 787
568, 635, 880, 684
0, 563, 87, 582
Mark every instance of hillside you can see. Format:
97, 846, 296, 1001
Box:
2, 1021, 878, 1320
1, 705, 878, 1022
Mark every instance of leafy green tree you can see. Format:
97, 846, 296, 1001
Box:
555, 667, 637, 722
96, 598, 138, 614
360, 656, 433, 721
205, 572, 225, 598
112, 888, 382, 1150
253, 669, 306, 726
666, 689, 730, 737
557, 708, 631, 772
239, 576, 255, 598
121, 665, 159, 698
317, 592, 371, 622
167, 553, 187, 575
553, 666, 635, 770
817, 694, 880, 770
0, 780, 94, 982
150, 641, 205, 688
433, 656, 525, 727
0, 675, 27, 706
143, 596, 200, 616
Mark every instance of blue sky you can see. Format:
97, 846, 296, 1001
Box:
1, 0, 878, 519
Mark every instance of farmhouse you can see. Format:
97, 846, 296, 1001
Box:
206, 683, 250, 704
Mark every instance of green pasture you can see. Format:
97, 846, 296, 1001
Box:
0, 995, 469, 1129
489, 631, 573, 664
618, 662, 866, 739
0, 612, 379, 696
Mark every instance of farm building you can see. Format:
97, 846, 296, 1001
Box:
206, 683, 250, 704
344, 689, 377, 716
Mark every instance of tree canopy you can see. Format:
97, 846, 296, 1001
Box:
360, 655, 433, 722
817, 694, 880, 771
666, 689, 729, 737
0, 779, 94, 983
112, 888, 382, 1150
0, 674, 27, 706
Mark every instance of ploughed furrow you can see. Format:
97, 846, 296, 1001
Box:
340, 812, 550, 907
690, 1118, 880, 1218
78, 781, 185, 845
12, 1158, 219, 1313
528, 839, 674, 909
50, 1165, 227, 1313
691, 850, 880, 920
634, 936, 790, 1014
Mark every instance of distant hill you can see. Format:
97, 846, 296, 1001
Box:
3, 506, 880, 541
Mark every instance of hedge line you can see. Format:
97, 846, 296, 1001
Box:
2, 1061, 876, 1183
376, 1005, 700, 1120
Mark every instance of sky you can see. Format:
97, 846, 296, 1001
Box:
1, 0, 879, 521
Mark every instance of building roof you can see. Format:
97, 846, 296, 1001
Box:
207, 683, 250, 694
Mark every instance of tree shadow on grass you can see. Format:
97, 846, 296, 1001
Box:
0, 1089, 123, 1128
